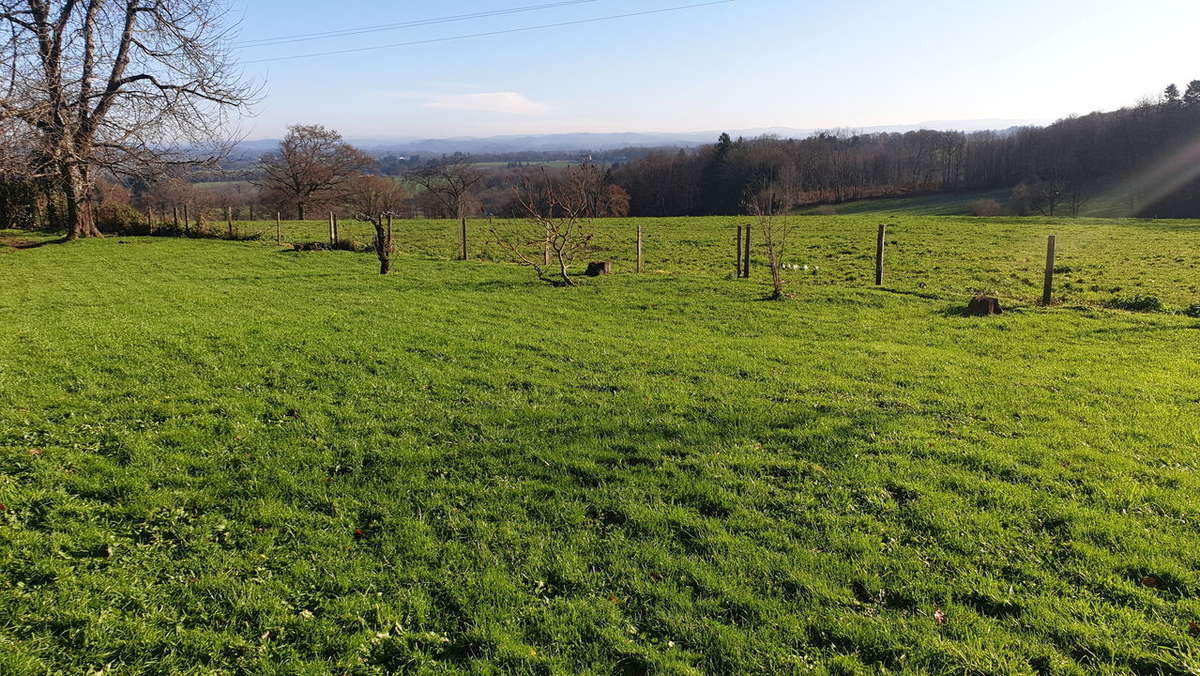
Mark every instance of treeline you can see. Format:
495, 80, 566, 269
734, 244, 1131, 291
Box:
609, 81, 1200, 218
7, 79, 1200, 232
123, 127, 632, 225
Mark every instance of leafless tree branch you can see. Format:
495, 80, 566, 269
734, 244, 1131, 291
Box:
0, 0, 259, 238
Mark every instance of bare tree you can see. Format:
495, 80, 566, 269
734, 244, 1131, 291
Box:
747, 188, 794, 300
257, 125, 374, 220
1013, 180, 1066, 217
409, 160, 483, 260
1065, 182, 1087, 218
566, 162, 631, 217
347, 175, 407, 275
0, 118, 43, 227
350, 211, 393, 275
489, 166, 595, 287
347, 174, 407, 215
0, 0, 257, 239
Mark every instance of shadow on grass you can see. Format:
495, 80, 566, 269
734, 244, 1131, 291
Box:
1087, 322, 1200, 335
0, 236, 66, 250
936, 304, 1031, 318
874, 286, 952, 301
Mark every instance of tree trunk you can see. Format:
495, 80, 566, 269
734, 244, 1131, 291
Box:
557, 249, 574, 286
766, 239, 784, 300
62, 166, 101, 240
460, 216, 468, 260
297, 203, 305, 221
768, 260, 784, 299
373, 217, 393, 275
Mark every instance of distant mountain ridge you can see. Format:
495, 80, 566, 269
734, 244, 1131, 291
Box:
234, 118, 1048, 157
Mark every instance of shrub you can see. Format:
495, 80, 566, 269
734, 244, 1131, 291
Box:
967, 199, 1003, 217
1185, 304, 1200, 318
1105, 294, 1164, 313
94, 201, 143, 234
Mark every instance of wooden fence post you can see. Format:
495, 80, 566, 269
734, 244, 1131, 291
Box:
173, 205, 179, 231
743, 225, 752, 278
461, 217, 469, 261
1042, 235, 1056, 305
183, 203, 190, 234
636, 224, 643, 273
276, 212, 281, 244
249, 205, 254, 221
875, 223, 887, 286
226, 206, 233, 238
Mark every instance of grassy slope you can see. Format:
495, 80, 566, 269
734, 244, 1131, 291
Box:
792, 187, 1151, 219
794, 191, 1014, 217
1, 223, 1200, 674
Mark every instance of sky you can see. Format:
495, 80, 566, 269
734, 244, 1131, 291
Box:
231, 0, 1200, 140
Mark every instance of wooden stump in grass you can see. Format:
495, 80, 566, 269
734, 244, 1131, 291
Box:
966, 296, 1004, 316
585, 261, 612, 277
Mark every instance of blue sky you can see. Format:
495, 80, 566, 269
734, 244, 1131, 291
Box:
232, 0, 1200, 139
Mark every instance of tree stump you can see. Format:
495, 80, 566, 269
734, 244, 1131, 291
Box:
585, 261, 612, 277
966, 295, 1003, 316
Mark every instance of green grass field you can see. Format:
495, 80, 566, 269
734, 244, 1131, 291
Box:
793, 191, 1014, 217
791, 186, 1156, 220
237, 215, 1200, 309
2, 217, 1200, 674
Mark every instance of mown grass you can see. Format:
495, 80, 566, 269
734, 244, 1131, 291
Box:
2, 220, 1200, 674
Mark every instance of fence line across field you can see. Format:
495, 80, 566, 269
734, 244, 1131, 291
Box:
136, 205, 1092, 306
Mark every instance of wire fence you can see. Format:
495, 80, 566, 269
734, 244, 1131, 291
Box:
133, 208, 1200, 311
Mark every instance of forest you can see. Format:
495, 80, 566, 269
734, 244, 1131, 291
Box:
610, 81, 1200, 218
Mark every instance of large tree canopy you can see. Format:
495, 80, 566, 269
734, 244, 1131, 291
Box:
256, 125, 375, 221
0, 0, 256, 239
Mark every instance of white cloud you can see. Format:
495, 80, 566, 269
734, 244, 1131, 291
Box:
423, 92, 548, 116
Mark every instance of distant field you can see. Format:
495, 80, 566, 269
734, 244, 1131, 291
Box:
468, 161, 581, 169
192, 180, 255, 190
3, 217, 1200, 673
794, 184, 1161, 219
218, 214, 1200, 308
795, 190, 1013, 216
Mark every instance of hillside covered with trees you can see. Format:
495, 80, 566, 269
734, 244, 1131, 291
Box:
610, 81, 1200, 218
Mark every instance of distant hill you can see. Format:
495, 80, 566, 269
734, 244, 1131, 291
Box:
232, 118, 1046, 158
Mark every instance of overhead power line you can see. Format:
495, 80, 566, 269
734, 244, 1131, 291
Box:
243, 0, 736, 65
236, 0, 604, 49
